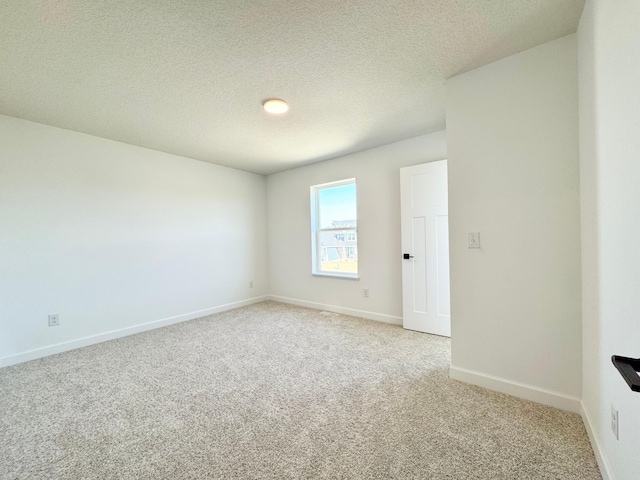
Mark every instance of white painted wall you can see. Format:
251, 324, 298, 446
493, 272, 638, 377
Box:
446, 35, 583, 406
0, 115, 268, 366
578, 1, 640, 478
267, 132, 447, 322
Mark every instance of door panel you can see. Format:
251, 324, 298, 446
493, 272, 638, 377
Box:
436, 214, 451, 317
411, 216, 428, 313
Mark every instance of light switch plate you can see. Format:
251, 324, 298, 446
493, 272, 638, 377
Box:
468, 232, 481, 249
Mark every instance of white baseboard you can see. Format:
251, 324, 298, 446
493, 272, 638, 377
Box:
268, 295, 403, 325
449, 365, 582, 413
581, 401, 613, 480
0, 295, 269, 368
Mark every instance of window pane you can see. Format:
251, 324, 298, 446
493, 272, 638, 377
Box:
318, 228, 357, 274
318, 183, 357, 229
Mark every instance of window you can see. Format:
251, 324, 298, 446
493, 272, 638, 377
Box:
310, 178, 358, 278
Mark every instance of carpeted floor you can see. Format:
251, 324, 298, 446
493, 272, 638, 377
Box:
1, 301, 600, 479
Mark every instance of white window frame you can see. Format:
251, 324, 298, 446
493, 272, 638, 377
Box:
310, 178, 359, 279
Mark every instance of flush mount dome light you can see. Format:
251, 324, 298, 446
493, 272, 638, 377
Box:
263, 99, 289, 114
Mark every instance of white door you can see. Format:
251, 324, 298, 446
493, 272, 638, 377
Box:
400, 160, 450, 336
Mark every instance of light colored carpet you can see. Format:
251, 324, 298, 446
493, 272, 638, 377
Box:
1, 301, 600, 479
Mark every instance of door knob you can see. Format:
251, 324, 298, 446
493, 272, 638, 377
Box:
403, 253, 414, 259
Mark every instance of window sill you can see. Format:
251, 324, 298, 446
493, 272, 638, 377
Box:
312, 272, 360, 281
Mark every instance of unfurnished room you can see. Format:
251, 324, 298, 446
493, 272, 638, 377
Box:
1, 1, 639, 479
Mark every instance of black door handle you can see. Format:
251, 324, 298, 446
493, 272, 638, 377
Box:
403, 253, 414, 259
612, 356, 640, 392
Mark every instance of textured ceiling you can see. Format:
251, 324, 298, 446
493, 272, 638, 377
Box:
0, 1, 585, 175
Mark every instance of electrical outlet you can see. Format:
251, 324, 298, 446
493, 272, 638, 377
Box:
611, 404, 619, 440
468, 232, 481, 249
48, 314, 60, 327
363, 288, 370, 298
249, 281, 254, 288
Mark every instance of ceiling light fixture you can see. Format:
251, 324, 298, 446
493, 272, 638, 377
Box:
263, 99, 289, 115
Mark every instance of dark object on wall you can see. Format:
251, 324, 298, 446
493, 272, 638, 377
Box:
612, 356, 640, 392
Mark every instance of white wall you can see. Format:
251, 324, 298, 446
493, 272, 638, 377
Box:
267, 132, 447, 322
0, 115, 268, 366
446, 35, 583, 409
578, 1, 640, 478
